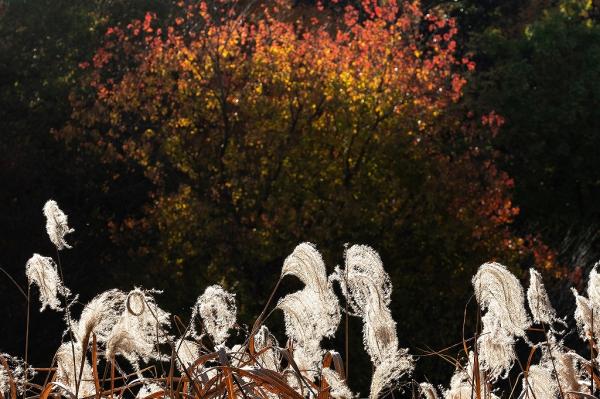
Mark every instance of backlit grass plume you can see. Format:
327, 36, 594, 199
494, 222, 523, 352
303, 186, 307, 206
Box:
105, 288, 171, 367
191, 284, 237, 345
277, 243, 341, 381
279, 243, 341, 340
472, 262, 530, 380
253, 326, 280, 372
444, 351, 499, 399
25, 253, 70, 311
175, 338, 199, 373
43, 200, 74, 250
321, 367, 354, 399
527, 268, 560, 326
74, 289, 127, 344
54, 342, 95, 397
334, 245, 413, 399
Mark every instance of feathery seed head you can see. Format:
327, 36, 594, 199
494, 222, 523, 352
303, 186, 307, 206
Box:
321, 368, 354, 399
472, 262, 530, 380
527, 268, 558, 326
587, 262, 600, 311
477, 313, 517, 381
43, 200, 74, 250
282, 243, 329, 294
277, 244, 342, 381
25, 254, 70, 311
75, 289, 127, 344
175, 338, 199, 373
520, 363, 558, 399
472, 262, 530, 338
277, 289, 327, 377
546, 339, 585, 397
105, 288, 171, 365
369, 351, 413, 399
338, 245, 413, 399
572, 287, 600, 342
253, 326, 280, 372
444, 352, 500, 399
192, 285, 236, 345
55, 342, 95, 398
340, 245, 392, 316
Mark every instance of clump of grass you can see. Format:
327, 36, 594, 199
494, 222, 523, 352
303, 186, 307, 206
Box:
2, 200, 600, 399
1, 201, 414, 399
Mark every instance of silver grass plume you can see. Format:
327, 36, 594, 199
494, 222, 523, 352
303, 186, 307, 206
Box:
25, 254, 70, 311
74, 289, 127, 344
276, 243, 341, 381
572, 265, 600, 346
280, 243, 341, 338
419, 382, 439, 399
477, 313, 517, 380
281, 243, 329, 301
519, 338, 579, 399
527, 268, 562, 326
43, 200, 74, 250
0, 354, 35, 396
277, 289, 328, 378
335, 245, 413, 399
254, 326, 280, 372
548, 338, 587, 399
572, 266, 600, 379
443, 352, 499, 399
333, 245, 392, 318
472, 262, 530, 380
473, 262, 530, 338
191, 285, 237, 345
587, 262, 600, 310
55, 342, 95, 398
557, 354, 587, 399
106, 288, 171, 367
175, 338, 199, 373
572, 288, 598, 341
321, 367, 354, 399
521, 362, 558, 399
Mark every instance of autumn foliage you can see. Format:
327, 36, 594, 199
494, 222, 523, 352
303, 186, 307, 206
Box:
59, 0, 557, 384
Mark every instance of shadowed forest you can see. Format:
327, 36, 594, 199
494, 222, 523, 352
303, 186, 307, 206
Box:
1, 0, 600, 397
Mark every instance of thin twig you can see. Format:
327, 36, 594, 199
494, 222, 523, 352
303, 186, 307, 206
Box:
0, 266, 28, 301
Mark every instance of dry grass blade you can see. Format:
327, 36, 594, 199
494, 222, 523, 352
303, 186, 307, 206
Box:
323, 351, 345, 379
0, 355, 17, 399
280, 348, 317, 396
472, 347, 482, 399
232, 367, 306, 399
218, 348, 238, 399
76, 331, 91, 396
91, 333, 101, 399
139, 390, 167, 399
247, 278, 282, 347
38, 382, 54, 399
